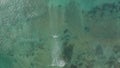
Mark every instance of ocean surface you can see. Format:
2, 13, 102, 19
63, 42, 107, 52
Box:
0, 0, 120, 68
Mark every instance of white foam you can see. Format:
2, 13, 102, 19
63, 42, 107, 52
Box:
52, 34, 59, 39
50, 59, 66, 67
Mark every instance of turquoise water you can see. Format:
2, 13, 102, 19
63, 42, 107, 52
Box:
0, 0, 120, 68
0, 55, 13, 68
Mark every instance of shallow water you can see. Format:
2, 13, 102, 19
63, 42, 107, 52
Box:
0, 0, 120, 68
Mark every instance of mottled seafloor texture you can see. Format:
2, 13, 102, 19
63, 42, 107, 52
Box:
0, 0, 120, 68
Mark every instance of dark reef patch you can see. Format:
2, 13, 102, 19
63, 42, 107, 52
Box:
87, 2, 120, 18
63, 44, 74, 62
84, 26, 90, 32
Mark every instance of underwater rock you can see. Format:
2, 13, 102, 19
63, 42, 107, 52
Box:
70, 64, 77, 68
84, 26, 90, 32
95, 45, 103, 56
113, 45, 120, 54
63, 44, 74, 62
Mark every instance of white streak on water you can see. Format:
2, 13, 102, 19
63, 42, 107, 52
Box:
48, 1, 66, 67
50, 35, 65, 67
